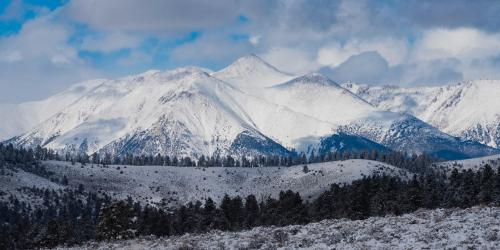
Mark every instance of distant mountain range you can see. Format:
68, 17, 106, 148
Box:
2, 54, 499, 159
343, 80, 500, 149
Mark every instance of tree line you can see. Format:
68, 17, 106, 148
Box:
1, 143, 437, 175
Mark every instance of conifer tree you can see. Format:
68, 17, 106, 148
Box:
96, 201, 137, 240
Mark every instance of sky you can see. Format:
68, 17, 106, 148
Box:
1, 0, 500, 103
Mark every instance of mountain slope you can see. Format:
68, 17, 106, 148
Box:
266, 73, 376, 124
343, 80, 500, 149
0, 79, 106, 140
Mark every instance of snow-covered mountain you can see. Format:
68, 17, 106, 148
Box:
258, 72, 497, 159
343, 80, 500, 149
4, 55, 499, 159
0, 79, 106, 140
9, 68, 292, 158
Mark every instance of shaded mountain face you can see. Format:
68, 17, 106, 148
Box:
4, 55, 499, 160
318, 132, 391, 156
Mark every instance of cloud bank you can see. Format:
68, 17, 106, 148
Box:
1, 0, 500, 102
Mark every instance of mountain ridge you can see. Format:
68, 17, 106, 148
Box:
3, 55, 499, 160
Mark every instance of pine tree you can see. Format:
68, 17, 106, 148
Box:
244, 194, 259, 228
96, 201, 137, 240
202, 198, 217, 230
479, 164, 495, 203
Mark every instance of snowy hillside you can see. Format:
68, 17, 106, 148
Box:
57, 206, 500, 250
343, 80, 500, 149
433, 154, 500, 172
4, 55, 499, 159
2, 160, 409, 208
0, 168, 69, 210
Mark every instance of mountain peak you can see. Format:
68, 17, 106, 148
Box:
232, 53, 278, 68
213, 54, 292, 88
220, 54, 284, 75
237, 53, 262, 61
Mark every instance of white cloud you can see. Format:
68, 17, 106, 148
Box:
414, 28, 500, 62
0, 50, 22, 63
80, 32, 143, 53
262, 47, 319, 74
4, 0, 500, 103
170, 32, 254, 66
317, 43, 358, 68
63, 0, 241, 32
0, 14, 77, 63
0, 13, 101, 103
249, 35, 260, 45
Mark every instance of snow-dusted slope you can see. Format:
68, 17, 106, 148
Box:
0, 79, 106, 140
266, 73, 376, 124
60, 206, 500, 250
16, 160, 407, 207
343, 80, 500, 149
